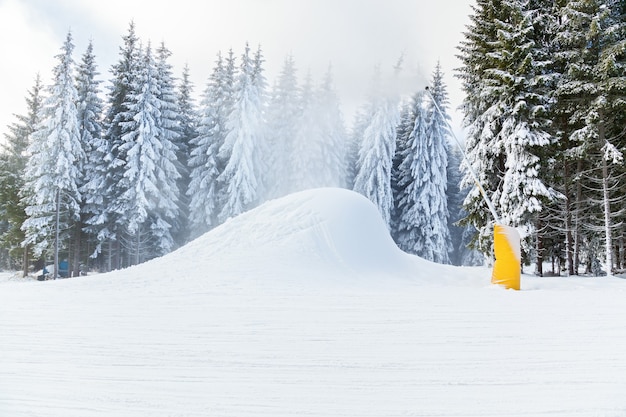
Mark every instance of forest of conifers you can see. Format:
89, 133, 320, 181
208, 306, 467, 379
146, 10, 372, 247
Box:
1, 0, 625, 278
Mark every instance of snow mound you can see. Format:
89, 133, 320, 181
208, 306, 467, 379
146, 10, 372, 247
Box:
129, 187, 467, 288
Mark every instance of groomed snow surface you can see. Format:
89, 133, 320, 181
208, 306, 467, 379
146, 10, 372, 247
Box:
1, 188, 626, 417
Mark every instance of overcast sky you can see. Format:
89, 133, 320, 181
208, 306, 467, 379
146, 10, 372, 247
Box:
0, 0, 473, 142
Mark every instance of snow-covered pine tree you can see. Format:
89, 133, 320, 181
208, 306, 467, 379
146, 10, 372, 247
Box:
393, 87, 450, 264
457, 0, 554, 261
491, 0, 553, 249
21, 31, 85, 271
346, 111, 367, 190
421, 63, 453, 264
394, 92, 425, 253
75, 39, 104, 275
0, 74, 44, 275
175, 63, 198, 243
353, 66, 400, 228
266, 54, 300, 197
390, 100, 414, 240
315, 66, 348, 188
217, 43, 267, 222
555, 0, 626, 274
286, 66, 346, 193
94, 21, 143, 270
114, 43, 180, 264
456, 0, 507, 255
291, 70, 322, 192
154, 42, 183, 247
188, 50, 236, 235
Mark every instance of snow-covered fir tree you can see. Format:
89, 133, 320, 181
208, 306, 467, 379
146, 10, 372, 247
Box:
0, 74, 44, 274
21, 31, 85, 262
491, 0, 553, 238
113, 43, 181, 264
291, 70, 322, 192
266, 54, 300, 197
353, 66, 400, 228
314, 66, 348, 188
154, 42, 184, 247
347, 110, 369, 190
456, 0, 508, 255
175, 63, 198, 243
217, 43, 268, 222
555, 0, 626, 274
394, 90, 449, 263
74, 39, 104, 275
457, 0, 554, 260
188, 50, 236, 235
92, 21, 143, 269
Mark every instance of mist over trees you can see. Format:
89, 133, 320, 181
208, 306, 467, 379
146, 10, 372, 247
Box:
6, 0, 624, 279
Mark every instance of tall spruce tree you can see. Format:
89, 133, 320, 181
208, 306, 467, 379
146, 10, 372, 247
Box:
188, 50, 236, 234
456, 0, 507, 255
175, 63, 198, 244
113, 43, 180, 264
0, 75, 44, 274
75, 39, 104, 275
457, 0, 554, 260
21, 31, 85, 272
315, 66, 348, 188
291, 70, 321, 192
93, 21, 143, 270
353, 67, 400, 228
555, 0, 626, 274
266, 54, 300, 197
154, 42, 183, 248
217, 43, 267, 222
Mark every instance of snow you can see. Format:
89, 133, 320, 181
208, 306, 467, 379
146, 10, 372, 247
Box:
2, 187, 626, 417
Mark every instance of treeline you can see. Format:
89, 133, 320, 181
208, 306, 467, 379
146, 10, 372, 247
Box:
457, 0, 626, 276
0, 22, 476, 277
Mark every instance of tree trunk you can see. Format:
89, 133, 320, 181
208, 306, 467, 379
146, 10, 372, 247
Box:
21, 244, 29, 278
564, 160, 574, 275
573, 159, 583, 275
54, 188, 60, 280
602, 155, 613, 275
72, 221, 82, 277
599, 115, 613, 276
536, 218, 543, 277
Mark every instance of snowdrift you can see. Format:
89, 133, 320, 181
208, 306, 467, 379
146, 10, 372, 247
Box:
120, 187, 471, 288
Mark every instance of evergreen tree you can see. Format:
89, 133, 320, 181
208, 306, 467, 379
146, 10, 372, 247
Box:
291, 70, 321, 192
154, 42, 183, 247
353, 67, 400, 228
21, 31, 85, 271
390, 100, 414, 240
113, 43, 181, 264
420, 64, 453, 264
217, 43, 268, 222
266, 54, 300, 197
175, 63, 198, 243
555, 0, 626, 274
393, 89, 449, 263
315, 66, 348, 188
0, 75, 44, 274
456, 0, 508, 255
75, 40, 104, 274
92, 21, 143, 269
188, 50, 236, 234
457, 0, 554, 259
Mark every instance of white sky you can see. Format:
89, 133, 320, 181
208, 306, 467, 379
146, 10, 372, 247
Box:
0, 0, 473, 141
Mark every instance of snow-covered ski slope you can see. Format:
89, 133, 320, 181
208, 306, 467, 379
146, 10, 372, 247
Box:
1, 188, 626, 417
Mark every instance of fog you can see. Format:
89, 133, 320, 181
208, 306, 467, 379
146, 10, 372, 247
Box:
0, 0, 472, 141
